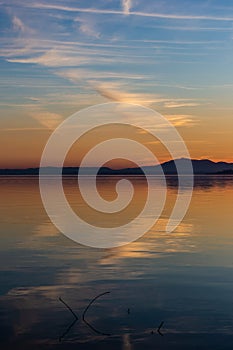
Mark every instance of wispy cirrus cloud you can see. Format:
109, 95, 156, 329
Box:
31, 110, 64, 129
12, 16, 27, 32
25, 2, 233, 21
164, 102, 201, 108
146, 24, 233, 32
1, 127, 43, 131
165, 115, 198, 127
122, 0, 132, 15
6, 49, 90, 66
90, 82, 201, 110
12, 15, 34, 34
6, 50, 148, 66
92, 82, 158, 105
75, 16, 101, 39
139, 114, 197, 140
57, 68, 146, 82
79, 21, 100, 38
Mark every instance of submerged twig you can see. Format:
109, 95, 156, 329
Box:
59, 292, 111, 339
157, 321, 164, 336
59, 297, 78, 320
59, 318, 78, 342
83, 318, 111, 336
58, 297, 79, 342
82, 291, 110, 320
82, 291, 111, 336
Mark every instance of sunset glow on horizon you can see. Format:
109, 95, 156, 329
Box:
0, 0, 233, 168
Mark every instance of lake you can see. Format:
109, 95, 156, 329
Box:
0, 176, 233, 349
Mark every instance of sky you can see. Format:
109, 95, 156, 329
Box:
0, 0, 233, 168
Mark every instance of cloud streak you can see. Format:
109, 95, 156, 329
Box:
6, 49, 90, 66
28, 3, 233, 21
122, 0, 132, 15
12, 15, 34, 34
12, 16, 27, 32
31, 111, 64, 129
57, 68, 145, 83
165, 115, 198, 127
91, 82, 201, 111
93, 82, 160, 105
75, 17, 101, 39
164, 102, 201, 108
79, 22, 100, 38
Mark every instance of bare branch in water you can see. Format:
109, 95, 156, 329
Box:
59, 318, 78, 342
82, 291, 111, 336
59, 297, 78, 320
59, 292, 111, 340
157, 321, 164, 336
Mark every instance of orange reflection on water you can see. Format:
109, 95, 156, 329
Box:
0, 175, 233, 259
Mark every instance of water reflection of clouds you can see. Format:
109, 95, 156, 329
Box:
122, 333, 133, 350
3, 284, 78, 342
34, 222, 59, 237
151, 219, 195, 253
166, 175, 233, 190
2, 269, 233, 349
1, 176, 233, 349
98, 220, 194, 265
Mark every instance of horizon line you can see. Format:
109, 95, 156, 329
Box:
1, 157, 233, 170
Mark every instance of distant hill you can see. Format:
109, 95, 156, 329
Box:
0, 158, 233, 175
160, 158, 233, 175
214, 169, 233, 175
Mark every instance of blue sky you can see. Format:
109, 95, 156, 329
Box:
0, 0, 233, 166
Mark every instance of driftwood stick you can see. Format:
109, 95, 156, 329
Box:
82, 291, 110, 321
59, 297, 78, 320
157, 321, 164, 336
59, 318, 78, 342
82, 291, 111, 336
83, 318, 111, 336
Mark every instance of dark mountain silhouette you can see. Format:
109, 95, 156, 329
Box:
214, 169, 233, 175
160, 158, 233, 174
1, 158, 233, 175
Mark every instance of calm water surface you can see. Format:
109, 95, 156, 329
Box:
0, 176, 233, 349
